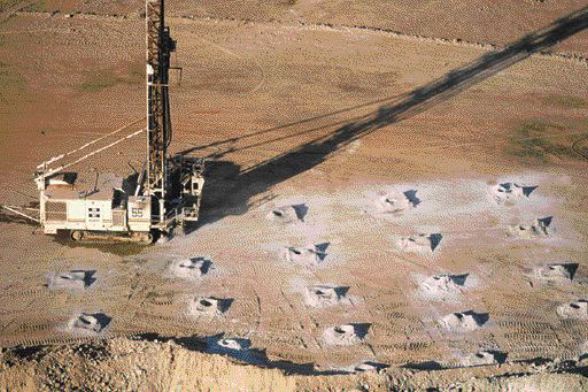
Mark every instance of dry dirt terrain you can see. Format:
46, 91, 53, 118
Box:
1, 338, 587, 391
0, 0, 587, 390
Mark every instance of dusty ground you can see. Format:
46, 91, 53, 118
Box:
0, 0, 587, 390
1, 338, 587, 391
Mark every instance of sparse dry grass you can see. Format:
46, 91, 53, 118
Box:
77, 62, 143, 93
507, 119, 583, 163
0, 0, 20, 12
544, 94, 586, 109
0, 60, 25, 98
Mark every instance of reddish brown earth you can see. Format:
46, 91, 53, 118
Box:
0, 1, 587, 390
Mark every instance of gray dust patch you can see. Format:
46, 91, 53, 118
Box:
266, 204, 308, 223
334, 360, 389, 374
47, 270, 96, 290
353, 360, 389, 373
440, 311, 489, 332
460, 351, 506, 367
169, 257, 212, 280
188, 296, 232, 317
556, 300, 588, 320
304, 284, 349, 308
375, 189, 420, 215
323, 323, 370, 346
508, 217, 553, 239
394, 233, 443, 255
282, 243, 328, 266
531, 263, 578, 284
419, 273, 467, 301
207, 336, 252, 358
491, 182, 537, 205
69, 312, 111, 333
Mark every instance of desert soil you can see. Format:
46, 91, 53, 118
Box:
0, 1, 587, 390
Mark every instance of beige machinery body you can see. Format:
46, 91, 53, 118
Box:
32, 0, 205, 242
38, 174, 152, 236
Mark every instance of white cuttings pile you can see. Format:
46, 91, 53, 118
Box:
323, 324, 368, 346
188, 296, 224, 317
394, 233, 442, 255
208, 337, 251, 354
461, 351, 501, 367
70, 313, 109, 333
304, 284, 347, 308
47, 271, 89, 290
556, 300, 588, 320
508, 218, 553, 239
375, 190, 419, 215
169, 257, 211, 279
218, 338, 245, 351
533, 263, 575, 284
419, 274, 466, 300
491, 182, 535, 205
440, 311, 488, 332
282, 245, 325, 266
218, 338, 244, 351
266, 205, 305, 224
353, 361, 388, 373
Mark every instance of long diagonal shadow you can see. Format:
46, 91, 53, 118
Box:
188, 6, 587, 229
179, 94, 403, 156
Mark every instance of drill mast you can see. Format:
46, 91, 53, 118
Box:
31, 0, 205, 243
146, 0, 174, 224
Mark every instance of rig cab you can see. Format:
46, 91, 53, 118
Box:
33, 0, 205, 243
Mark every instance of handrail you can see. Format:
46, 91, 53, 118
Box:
36, 129, 146, 181
36, 118, 144, 170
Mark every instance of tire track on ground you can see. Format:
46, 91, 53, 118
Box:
571, 134, 588, 161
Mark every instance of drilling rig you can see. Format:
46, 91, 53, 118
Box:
32, 0, 204, 243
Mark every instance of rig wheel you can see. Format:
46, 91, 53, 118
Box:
142, 232, 154, 244
132, 232, 154, 244
70, 230, 84, 241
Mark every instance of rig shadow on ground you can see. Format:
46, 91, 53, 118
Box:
184, 6, 588, 233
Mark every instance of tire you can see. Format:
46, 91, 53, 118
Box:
143, 232, 154, 244
70, 230, 84, 241
133, 232, 153, 244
